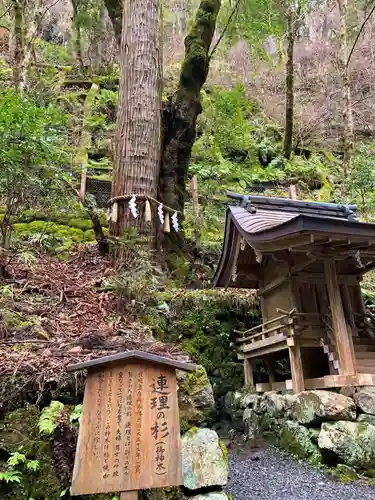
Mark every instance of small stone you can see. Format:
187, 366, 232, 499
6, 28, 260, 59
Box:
69, 346, 82, 353
318, 421, 375, 469
243, 408, 262, 440
334, 464, 360, 482
357, 413, 375, 426
354, 388, 375, 415
182, 428, 228, 491
290, 390, 356, 425
308, 428, 321, 444
340, 386, 356, 398
191, 493, 230, 500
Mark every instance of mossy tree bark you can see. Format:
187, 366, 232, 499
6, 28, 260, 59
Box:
159, 0, 222, 220
110, 0, 162, 249
105, 0, 222, 250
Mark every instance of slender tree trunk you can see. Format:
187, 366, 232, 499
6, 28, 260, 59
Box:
11, 0, 40, 90
110, 0, 162, 247
103, 0, 122, 48
72, 0, 84, 72
336, 0, 354, 175
12, 0, 26, 90
283, 2, 295, 160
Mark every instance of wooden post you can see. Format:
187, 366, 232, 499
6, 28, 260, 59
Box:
265, 354, 277, 384
244, 358, 254, 386
288, 324, 304, 393
79, 169, 87, 201
341, 284, 358, 337
288, 184, 297, 200
324, 258, 355, 375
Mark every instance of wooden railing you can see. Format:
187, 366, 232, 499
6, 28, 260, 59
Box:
353, 312, 375, 340
235, 310, 326, 353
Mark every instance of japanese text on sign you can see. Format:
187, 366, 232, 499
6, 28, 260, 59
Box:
150, 373, 171, 475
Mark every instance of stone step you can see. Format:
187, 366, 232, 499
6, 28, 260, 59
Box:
356, 364, 375, 374
355, 351, 375, 359
354, 344, 375, 352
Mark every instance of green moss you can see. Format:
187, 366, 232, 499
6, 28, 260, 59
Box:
186, 426, 199, 435
329, 464, 360, 483
219, 440, 228, 464
2, 310, 33, 329
0, 407, 61, 500
142, 289, 259, 397
183, 366, 207, 392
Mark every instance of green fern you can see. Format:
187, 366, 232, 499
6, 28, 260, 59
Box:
69, 404, 83, 424
26, 460, 40, 472
7, 452, 26, 467
38, 401, 64, 436
0, 470, 22, 483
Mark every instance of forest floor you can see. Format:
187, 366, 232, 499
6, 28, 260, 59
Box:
0, 247, 180, 412
227, 444, 375, 500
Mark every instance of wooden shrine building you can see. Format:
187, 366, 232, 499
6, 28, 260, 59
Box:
214, 193, 375, 393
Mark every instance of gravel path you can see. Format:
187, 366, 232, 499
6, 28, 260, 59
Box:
227, 445, 375, 500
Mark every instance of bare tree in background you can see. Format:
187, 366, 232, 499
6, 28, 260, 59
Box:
336, 0, 354, 175
283, 0, 296, 159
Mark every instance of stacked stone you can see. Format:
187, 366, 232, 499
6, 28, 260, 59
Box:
233, 388, 375, 474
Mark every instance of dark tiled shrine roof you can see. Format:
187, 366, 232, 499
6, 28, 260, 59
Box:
213, 192, 375, 289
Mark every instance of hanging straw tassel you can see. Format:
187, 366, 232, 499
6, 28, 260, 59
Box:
145, 200, 152, 223
163, 211, 170, 233
112, 202, 118, 223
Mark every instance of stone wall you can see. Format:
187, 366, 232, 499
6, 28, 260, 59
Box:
237, 388, 375, 477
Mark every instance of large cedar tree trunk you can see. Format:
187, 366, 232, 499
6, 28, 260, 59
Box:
336, 0, 354, 174
283, 2, 295, 160
105, 0, 222, 242
110, 0, 162, 243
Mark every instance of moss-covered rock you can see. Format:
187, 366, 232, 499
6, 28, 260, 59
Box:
181, 428, 228, 491
0, 406, 61, 500
329, 464, 360, 483
354, 388, 375, 415
140, 487, 181, 500
318, 421, 375, 469
277, 420, 323, 466
290, 391, 356, 425
177, 365, 215, 432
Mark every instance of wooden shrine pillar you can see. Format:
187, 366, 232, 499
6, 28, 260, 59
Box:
324, 258, 356, 375
244, 358, 254, 386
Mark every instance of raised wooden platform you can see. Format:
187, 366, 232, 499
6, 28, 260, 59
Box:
255, 373, 375, 393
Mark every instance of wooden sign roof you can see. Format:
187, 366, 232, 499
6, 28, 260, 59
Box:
214, 192, 375, 289
67, 350, 196, 373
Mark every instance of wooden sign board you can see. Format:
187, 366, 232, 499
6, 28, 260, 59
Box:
67, 351, 195, 496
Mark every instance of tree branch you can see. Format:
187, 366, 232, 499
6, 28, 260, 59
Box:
208, 0, 242, 60
347, 1, 375, 66
0, 4, 11, 22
